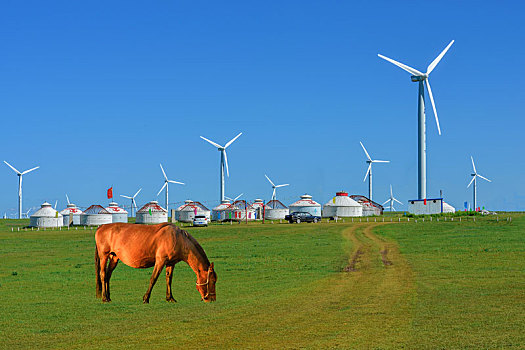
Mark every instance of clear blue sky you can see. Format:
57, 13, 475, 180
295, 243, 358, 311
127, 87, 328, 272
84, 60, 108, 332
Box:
1, 0, 523, 216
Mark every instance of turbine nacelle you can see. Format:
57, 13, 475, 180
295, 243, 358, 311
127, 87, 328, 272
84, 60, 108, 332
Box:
411, 75, 427, 82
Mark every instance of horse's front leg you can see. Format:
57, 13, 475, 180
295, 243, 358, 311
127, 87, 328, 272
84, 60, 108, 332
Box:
165, 264, 176, 302
143, 261, 165, 304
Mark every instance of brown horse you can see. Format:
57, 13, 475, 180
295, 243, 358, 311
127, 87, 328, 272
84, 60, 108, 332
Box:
95, 222, 216, 303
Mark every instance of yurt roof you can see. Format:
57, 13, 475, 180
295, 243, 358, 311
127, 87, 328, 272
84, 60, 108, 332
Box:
289, 194, 321, 207
252, 199, 270, 209
178, 201, 210, 212
83, 205, 111, 215
213, 200, 232, 211
60, 204, 83, 215
105, 202, 128, 214
266, 200, 287, 209
443, 202, 455, 211
227, 200, 254, 210
31, 202, 62, 218
324, 192, 361, 207
349, 195, 384, 210
137, 201, 167, 213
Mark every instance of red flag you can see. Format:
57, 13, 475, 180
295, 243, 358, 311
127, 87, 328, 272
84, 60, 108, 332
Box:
107, 187, 113, 199
424, 198, 427, 205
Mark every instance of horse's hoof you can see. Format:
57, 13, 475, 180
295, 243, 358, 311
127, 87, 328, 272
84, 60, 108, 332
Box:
166, 297, 177, 303
143, 296, 150, 304
102, 298, 111, 303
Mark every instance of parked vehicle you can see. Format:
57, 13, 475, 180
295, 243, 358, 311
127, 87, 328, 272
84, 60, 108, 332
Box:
192, 215, 208, 227
285, 212, 321, 224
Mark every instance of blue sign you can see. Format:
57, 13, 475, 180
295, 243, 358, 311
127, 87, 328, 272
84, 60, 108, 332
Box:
464, 201, 468, 209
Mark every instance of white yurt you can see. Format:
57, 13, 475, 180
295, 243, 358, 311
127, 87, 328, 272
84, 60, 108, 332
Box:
265, 200, 289, 220
350, 195, 384, 216
322, 191, 362, 218
288, 194, 322, 216
442, 202, 456, 213
224, 200, 257, 221
30, 202, 63, 228
176, 200, 211, 223
80, 205, 113, 226
212, 199, 232, 221
252, 199, 270, 220
60, 203, 83, 226
105, 202, 129, 223
136, 201, 168, 224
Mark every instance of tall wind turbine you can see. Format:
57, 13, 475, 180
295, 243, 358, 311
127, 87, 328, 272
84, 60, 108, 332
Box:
120, 188, 142, 217
157, 164, 184, 214
360, 142, 389, 201
264, 174, 289, 202
382, 185, 403, 212
200, 132, 242, 202
467, 156, 491, 210
378, 40, 454, 200
4, 161, 39, 219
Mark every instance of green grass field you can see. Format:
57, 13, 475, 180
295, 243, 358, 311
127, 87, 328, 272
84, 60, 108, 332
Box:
0, 215, 523, 349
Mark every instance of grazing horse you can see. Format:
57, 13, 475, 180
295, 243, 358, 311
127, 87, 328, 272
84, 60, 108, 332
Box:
95, 222, 217, 303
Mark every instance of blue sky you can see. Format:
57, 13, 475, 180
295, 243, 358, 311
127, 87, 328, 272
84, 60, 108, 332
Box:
1, 0, 523, 216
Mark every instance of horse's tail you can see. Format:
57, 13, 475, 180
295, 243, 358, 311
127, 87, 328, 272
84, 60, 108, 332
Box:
95, 244, 102, 298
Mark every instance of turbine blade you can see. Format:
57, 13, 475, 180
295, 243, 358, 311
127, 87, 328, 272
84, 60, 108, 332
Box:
390, 185, 393, 197
223, 150, 229, 177
360, 142, 372, 160
159, 164, 168, 181
467, 176, 475, 188
272, 188, 276, 200
66, 194, 70, 205
224, 132, 242, 148
275, 184, 289, 188
378, 54, 425, 76
120, 195, 133, 199
477, 174, 492, 182
382, 199, 390, 205
234, 193, 243, 201
426, 40, 454, 75
4, 161, 21, 175
133, 188, 142, 198
471, 156, 477, 173
54, 200, 57, 209
363, 164, 372, 182
394, 198, 403, 205
21, 166, 39, 175
157, 182, 167, 196
372, 160, 390, 163
425, 79, 441, 135
168, 180, 185, 185
265, 174, 275, 187
200, 136, 222, 149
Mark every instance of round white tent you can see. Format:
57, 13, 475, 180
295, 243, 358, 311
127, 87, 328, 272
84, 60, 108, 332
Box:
322, 191, 362, 218
265, 200, 289, 220
80, 205, 113, 226
224, 200, 257, 221
289, 194, 321, 216
105, 202, 129, 223
176, 200, 211, 223
212, 200, 231, 221
252, 199, 270, 220
136, 201, 167, 224
443, 202, 456, 213
30, 202, 63, 228
60, 203, 83, 226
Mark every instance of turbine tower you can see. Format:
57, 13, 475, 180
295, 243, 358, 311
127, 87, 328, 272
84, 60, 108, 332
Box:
382, 185, 403, 212
120, 188, 142, 217
4, 161, 39, 219
200, 132, 242, 202
360, 142, 389, 201
378, 40, 454, 199
264, 174, 289, 202
467, 156, 491, 211
157, 164, 184, 214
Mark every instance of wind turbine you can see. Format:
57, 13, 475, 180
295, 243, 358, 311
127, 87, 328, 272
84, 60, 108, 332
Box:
3, 161, 40, 219
157, 164, 184, 214
120, 188, 142, 217
360, 142, 389, 201
382, 185, 403, 212
467, 156, 491, 211
264, 174, 289, 203
378, 40, 454, 200
225, 193, 243, 202
200, 132, 242, 202
23, 208, 32, 218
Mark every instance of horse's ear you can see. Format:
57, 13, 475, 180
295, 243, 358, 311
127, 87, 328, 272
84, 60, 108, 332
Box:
209, 262, 214, 271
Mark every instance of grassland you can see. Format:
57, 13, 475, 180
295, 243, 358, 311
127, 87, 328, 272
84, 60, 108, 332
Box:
0, 215, 523, 349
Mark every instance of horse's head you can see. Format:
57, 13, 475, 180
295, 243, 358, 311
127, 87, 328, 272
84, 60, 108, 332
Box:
196, 262, 217, 302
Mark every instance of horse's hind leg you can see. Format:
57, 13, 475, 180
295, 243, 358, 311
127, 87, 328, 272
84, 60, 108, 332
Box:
104, 254, 119, 302
165, 264, 176, 302
98, 253, 110, 303
143, 261, 165, 304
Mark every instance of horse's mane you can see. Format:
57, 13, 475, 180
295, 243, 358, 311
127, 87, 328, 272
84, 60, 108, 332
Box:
173, 225, 210, 267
